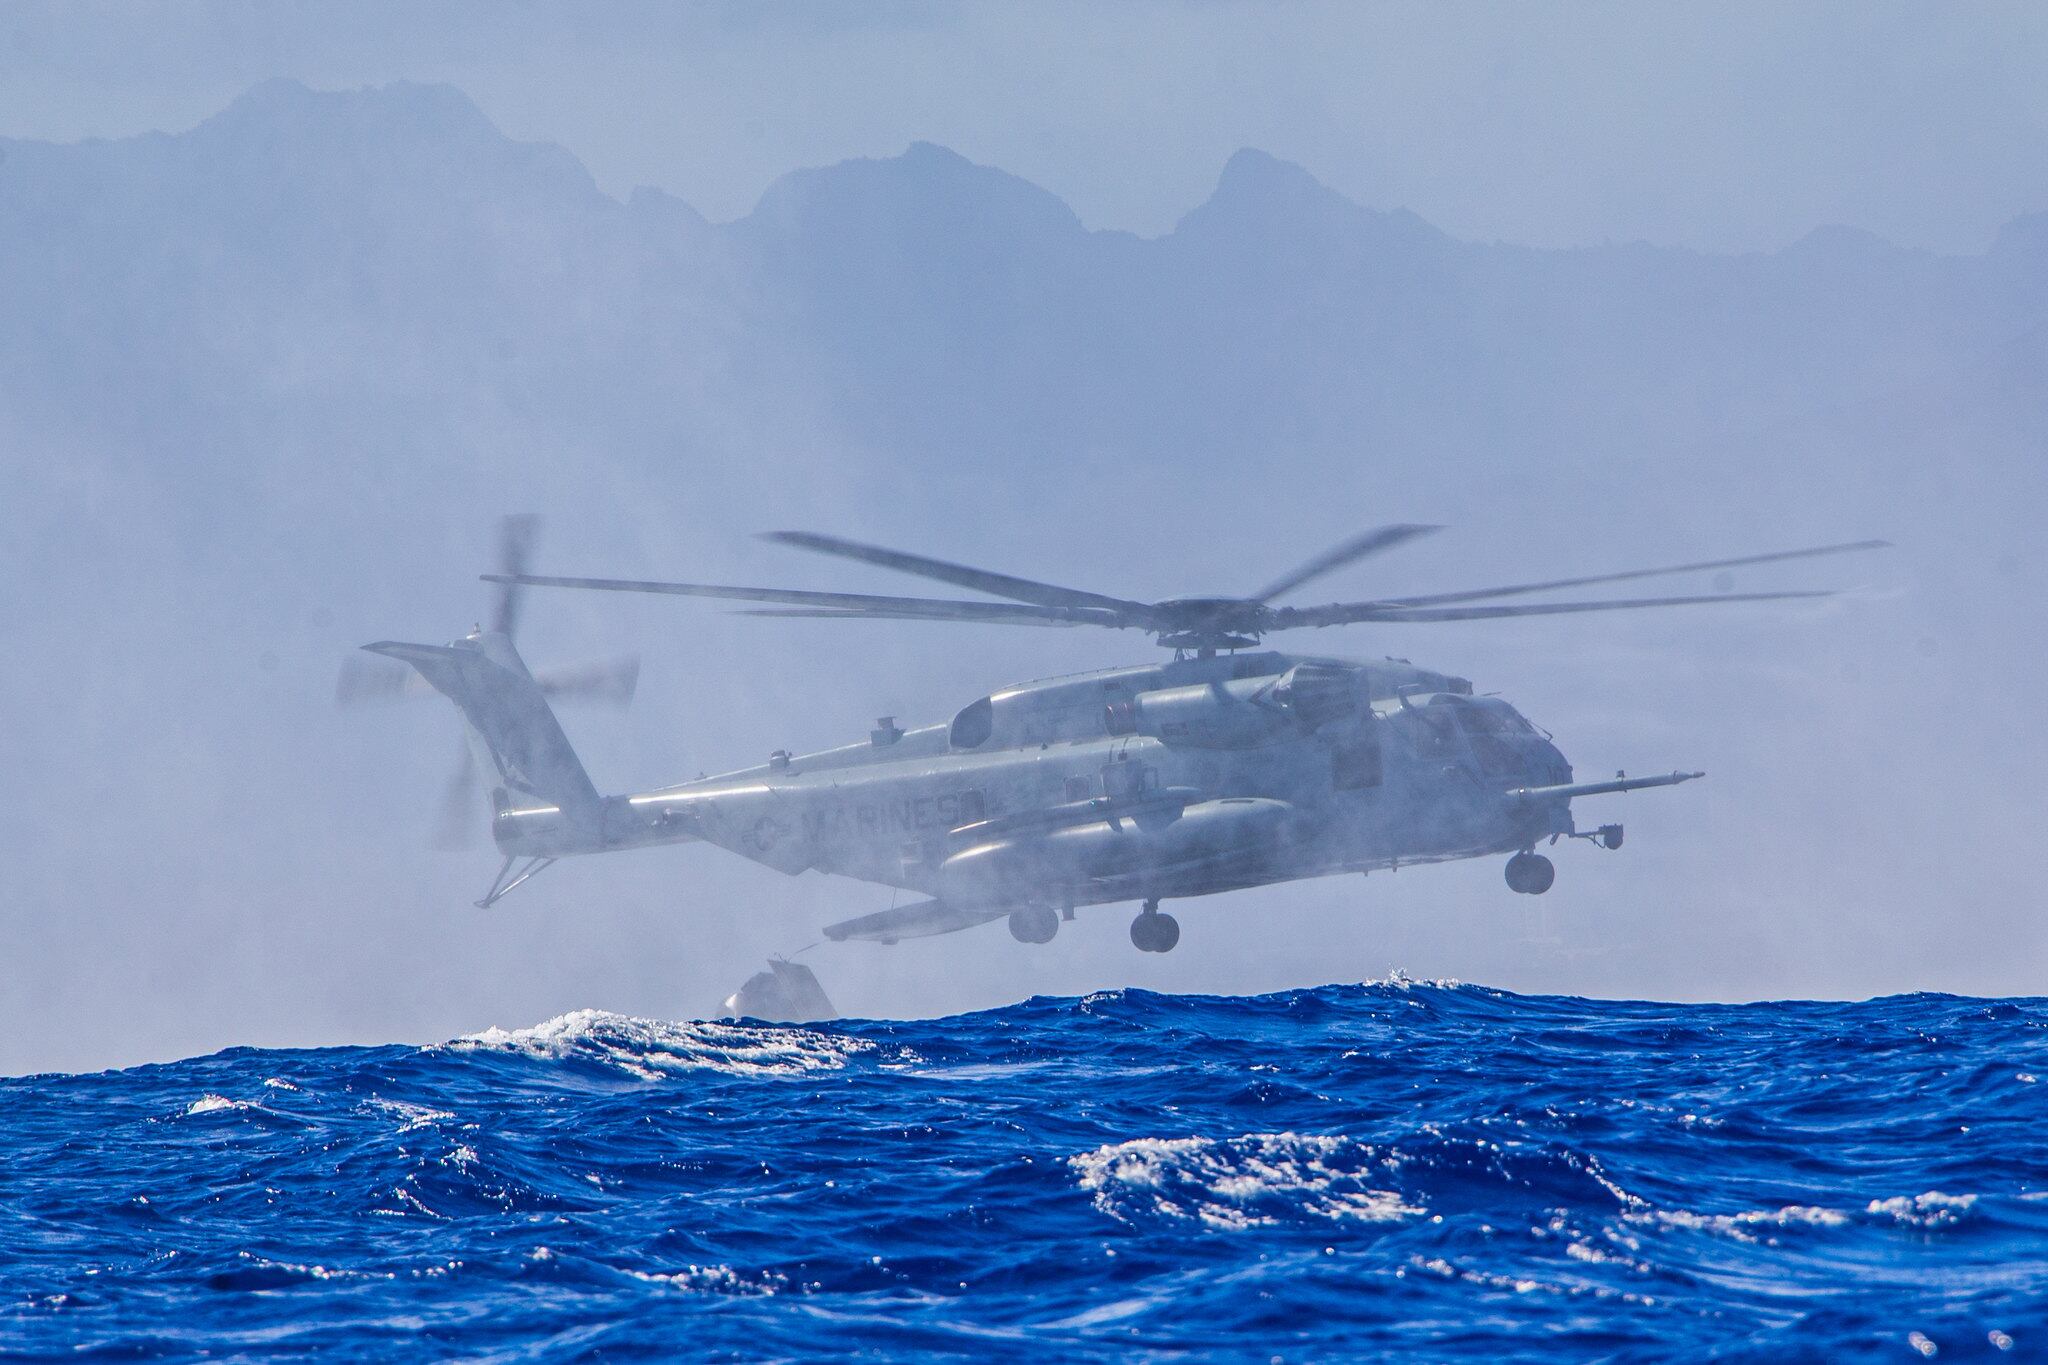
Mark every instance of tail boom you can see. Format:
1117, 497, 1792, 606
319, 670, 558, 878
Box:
366, 633, 629, 857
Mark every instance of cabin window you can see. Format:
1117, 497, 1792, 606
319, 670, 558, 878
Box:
1333, 738, 1382, 790
1104, 699, 1137, 736
1064, 775, 1093, 801
949, 696, 994, 749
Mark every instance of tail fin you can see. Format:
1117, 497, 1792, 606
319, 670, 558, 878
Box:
363, 632, 600, 817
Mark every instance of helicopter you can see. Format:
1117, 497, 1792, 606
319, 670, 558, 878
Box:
356, 521, 1884, 953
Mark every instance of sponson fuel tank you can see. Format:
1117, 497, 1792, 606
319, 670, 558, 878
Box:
936, 796, 1298, 904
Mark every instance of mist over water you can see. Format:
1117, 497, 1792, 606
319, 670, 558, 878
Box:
1, 20, 2044, 1082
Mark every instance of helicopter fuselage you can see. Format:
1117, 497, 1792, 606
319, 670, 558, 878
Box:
490, 649, 1587, 934
371, 517, 1875, 943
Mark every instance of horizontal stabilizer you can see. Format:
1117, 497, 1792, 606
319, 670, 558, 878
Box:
363, 637, 600, 813
1506, 771, 1704, 803
823, 900, 1012, 944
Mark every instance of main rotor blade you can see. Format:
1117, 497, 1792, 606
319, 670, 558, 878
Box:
1252, 523, 1442, 603
1378, 539, 1889, 608
733, 607, 1080, 628
491, 514, 539, 638
1277, 590, 1834, 628
763, 531, 1149, 618
485, 573, 1106, 624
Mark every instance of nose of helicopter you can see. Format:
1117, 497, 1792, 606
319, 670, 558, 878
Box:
1526, 734, 1572, 788
1451, 696, 1571, 788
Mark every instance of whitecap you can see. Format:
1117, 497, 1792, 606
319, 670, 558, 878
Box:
448, 1009, 871, 1080
1637, 1204, 1850, 1242
1868, 1191, 1977, 1230
1070, 1132, 1423, 1229
1373, 969, 1464, 990
904, 1061, 1058, 1083
1405, 1252, 1657, 1306
184, 1094, 255, 1116
626, 1264, 787, 1296
361, 1097, 455, 1132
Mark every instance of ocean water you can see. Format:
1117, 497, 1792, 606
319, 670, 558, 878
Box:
5, 981, 2045, 1361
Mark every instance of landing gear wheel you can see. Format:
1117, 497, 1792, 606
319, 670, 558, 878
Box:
1008, 905, 1059, 944
1505, 851, 1555, 895
1130, 903, 1181, 953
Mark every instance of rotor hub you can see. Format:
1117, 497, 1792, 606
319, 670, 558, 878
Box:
1150, 598, 1270, 652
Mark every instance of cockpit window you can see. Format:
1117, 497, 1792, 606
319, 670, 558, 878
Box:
1404, 707, 1457, 756
1452, 703, 1534, 736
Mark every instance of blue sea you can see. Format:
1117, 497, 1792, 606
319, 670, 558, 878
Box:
5, 980, 2045, 1361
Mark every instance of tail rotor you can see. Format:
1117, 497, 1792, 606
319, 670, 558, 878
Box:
339, 515, 639, 849
489, 513, 537, 639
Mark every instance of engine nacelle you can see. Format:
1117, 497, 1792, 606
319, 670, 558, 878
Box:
1104, 663, 1357, 748
1268, 662, 1357, 729
1111, 682, 1283, 748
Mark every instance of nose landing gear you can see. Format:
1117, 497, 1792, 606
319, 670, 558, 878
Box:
1505, 851, 1555, 895
1130, 899, 1180, 953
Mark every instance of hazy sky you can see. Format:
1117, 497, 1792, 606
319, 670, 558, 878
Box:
4, 1, 2045, 252
4, 3, 2044, 1074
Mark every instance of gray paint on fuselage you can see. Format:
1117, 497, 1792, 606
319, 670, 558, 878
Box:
591, 651, 1570, 909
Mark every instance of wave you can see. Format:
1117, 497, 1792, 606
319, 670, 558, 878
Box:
448, 1007, 878, 1079
4, 980, 2046, 1359
1072, 1132, 1427, 1229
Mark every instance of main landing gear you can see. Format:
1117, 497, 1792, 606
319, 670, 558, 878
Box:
1505, 850, 1555, 895
1130, 899, 1180, 953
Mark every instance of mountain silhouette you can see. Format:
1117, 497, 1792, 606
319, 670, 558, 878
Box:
2, 79, 2043, 1074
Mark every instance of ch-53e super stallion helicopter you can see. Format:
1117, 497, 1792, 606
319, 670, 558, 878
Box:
353, 520, 1883, 953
